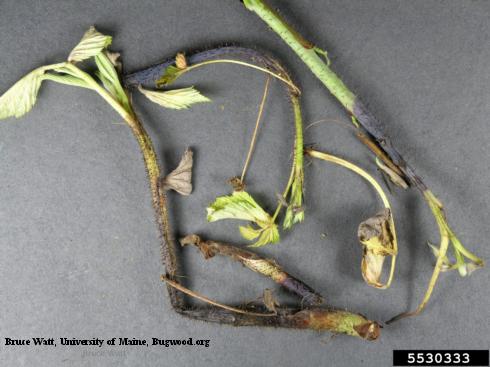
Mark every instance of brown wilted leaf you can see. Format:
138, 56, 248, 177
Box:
106, 51, 122, 72
358, 208, 396, 288
175, 52, 187, 70
160, 148, 193, 195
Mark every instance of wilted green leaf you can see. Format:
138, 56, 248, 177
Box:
68, 26, 112, 63
207, 191, 279, 247
239, 225, 261, 240
0, 67, 46, 120
42, 73, 90, 89
207, 191, 269, 224
248, 225, 280, 247
138, 86, 210, 110
94, 52, 130, 112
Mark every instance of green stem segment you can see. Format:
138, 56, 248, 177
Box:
242, 0, 417, 188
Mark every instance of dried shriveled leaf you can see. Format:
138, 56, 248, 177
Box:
160, 148, 193, 195
175, 52, 187, 70
0, 67, 46, 119
138, 86, 210, 110
228, 176, 246, 192
263, 289, 279, 313
106, 51, 122, 72
358, 208, 396, 287
68, 26, 112, 63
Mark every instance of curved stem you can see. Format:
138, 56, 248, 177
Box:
305, 148, 397, 289
170, 59, 300, 94
154, 52, 304, 230
65, 62, 183, 308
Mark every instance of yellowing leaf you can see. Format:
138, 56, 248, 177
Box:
358, 208, 397, 288
138, 86, 210, 110
248, 225, 280, 247
0, 67, 46, 120
207, 191, 269, 223
68, 26, 112, 63
239, 225, 261, 240
207, 191, 279, 247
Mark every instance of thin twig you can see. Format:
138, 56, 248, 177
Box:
160, 275, 276, 317
241, 75, 271, 182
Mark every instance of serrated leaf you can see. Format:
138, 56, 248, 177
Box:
138, 86, 210, 110
239, 225, 261, 240
0, 67, 46, 120
160, 148, 193, 195
42, 72, 91, 89
207, 191, 270, 224
207, 191, 279, 247
68, 26, 112, 63
156, 65, 182, 86
248, 225, 280, 247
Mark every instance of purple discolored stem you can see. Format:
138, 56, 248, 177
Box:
180, 234, 324, 306
124, 46, 281, 88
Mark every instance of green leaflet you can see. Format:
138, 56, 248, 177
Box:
0, 67, 46, 119
207, 191, 280, 247
42, 73, 91, 89
138, 86, 210, 110
248, 225, 280, 247
94, 52, 131, 112
68, 26, 112, 63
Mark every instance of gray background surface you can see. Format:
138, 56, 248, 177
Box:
0, 0, 489, 366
